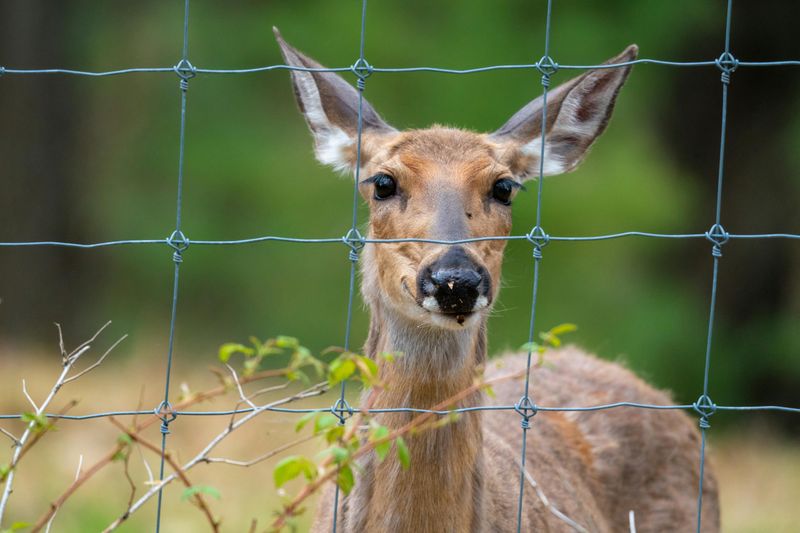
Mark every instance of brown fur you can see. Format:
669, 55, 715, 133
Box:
274, 30, 720, 532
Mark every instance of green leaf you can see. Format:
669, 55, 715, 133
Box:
325, 425, 345, 444
218, 343, 254, 362
275, 336, 299, 349
549, 323, 578, 336
117, 433, 133, 445
519, 342, 541, 353
0, 463, 10, 482
354, 355, 379, 385
337, 464, 355, 494
21, 413, 49, 432
313, 414, 339, 435
181, 485, 221, 501
294, 412, 317, 433
329, 446, 349, 464
328, 358, 356, 386
369, 425, 391, 461
273, 456, 317, 488
396, 437, 410, 470
1, 522, 32, 532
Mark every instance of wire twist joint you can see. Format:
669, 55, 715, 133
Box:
715, 52, 738, 85
705, 223, 729, 257
526, 226, 550, 259
154, 400, 178, 434
167, 230, 190, 263
514, 395, 538, 429
342, 228, 365, 262
331, 397, 354, 424
693, 394, 717, 429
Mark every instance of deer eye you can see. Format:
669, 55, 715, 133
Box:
372, 173, 397, 200
491, 178, 516, 205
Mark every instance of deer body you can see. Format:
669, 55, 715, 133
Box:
275, 29, 719, 532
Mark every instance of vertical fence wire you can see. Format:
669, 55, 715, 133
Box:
515, 0, 554, 530
331, 0, 370, 529
695, 0, 735, 530
154, 0, 193, 530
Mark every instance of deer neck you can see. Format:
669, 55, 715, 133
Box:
353, 298, 488, 532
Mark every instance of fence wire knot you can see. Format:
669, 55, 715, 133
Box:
715, 52, 738, 84
515, 395, 538, 429
351, 58, 373, 91
705, 223, 729, 257
526, 226, 550, 259
693, 394, 717, 429
330, 398, 354, 424
154, 400, 177, 434
167, 230, 190, 263
174, 58, 196, 91
342, 228, 366, 262
536, 56, 559, 87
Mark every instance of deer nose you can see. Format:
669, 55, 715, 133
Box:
418, 247, 490, 315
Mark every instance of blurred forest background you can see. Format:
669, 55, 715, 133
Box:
0, 0, 798, 531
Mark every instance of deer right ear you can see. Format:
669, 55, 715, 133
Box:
274, 28, 396, 175
491, 44, 638, 180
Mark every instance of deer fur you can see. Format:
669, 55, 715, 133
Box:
275, 28, 720, 533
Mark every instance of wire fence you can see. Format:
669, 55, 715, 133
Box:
0, 0, 798, 531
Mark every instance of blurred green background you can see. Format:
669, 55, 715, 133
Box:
1, 1, 799, 419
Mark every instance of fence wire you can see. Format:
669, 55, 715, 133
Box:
1, 0, 799, 531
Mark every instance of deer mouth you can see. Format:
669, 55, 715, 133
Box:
402, 277, 488, 327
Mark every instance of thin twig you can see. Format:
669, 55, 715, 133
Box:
204, 434, 316, 467
0, 428, 20, 448
0, 322, 123, 530
29, 365, 296, 531
30, 443, 126, 533
108, 418, 220, 533
22, 380, 38, 412
271, 369, 525, 529
64, 334, 128, 384
102, 383, 327, 531
44, 455, 84, 533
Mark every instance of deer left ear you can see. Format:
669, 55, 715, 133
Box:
274, 27, 396, 175
491, 44, 638, 180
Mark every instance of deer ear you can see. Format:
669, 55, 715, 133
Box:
274, 27, 396, 174
491, 44, 638, 180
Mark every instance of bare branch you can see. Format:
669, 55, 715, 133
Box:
108, 418, 220, 532
21, 379, 38, 412
226, 364, 257, 410
64, 334, 128, 385
44, 455, 84, 533
103, 383, 327, 531
204, 435, 316, 468
66, 320, 112, 361
30, 443, 126, 533
0, 428, 20, 448
271, 369, 525, 529
1, 322, 122, 530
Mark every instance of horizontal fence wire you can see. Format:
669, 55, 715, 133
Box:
2, 58, 800, 77
1, 232, 799, 249
1, 0, 799, 531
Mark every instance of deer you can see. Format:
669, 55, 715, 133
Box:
274, 28, 720, 533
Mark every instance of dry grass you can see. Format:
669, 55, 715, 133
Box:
0, 342, 797, 532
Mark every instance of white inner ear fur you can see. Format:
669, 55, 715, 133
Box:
519, 70, 618, 178
520, 137, 568, 176
291, 69, 355, 175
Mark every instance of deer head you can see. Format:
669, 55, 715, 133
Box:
275, 28, 636, 335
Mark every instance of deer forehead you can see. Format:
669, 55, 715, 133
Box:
369, 127, 510, 184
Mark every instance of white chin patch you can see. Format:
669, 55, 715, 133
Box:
422, 296, 440, 312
